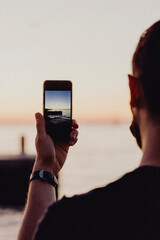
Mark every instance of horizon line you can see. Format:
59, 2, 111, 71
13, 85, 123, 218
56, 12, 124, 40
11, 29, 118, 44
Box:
0, 118, 131, 125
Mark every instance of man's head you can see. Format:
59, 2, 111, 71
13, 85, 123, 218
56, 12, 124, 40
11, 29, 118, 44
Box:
132, 20, 160, 115
129, 20, 160, 149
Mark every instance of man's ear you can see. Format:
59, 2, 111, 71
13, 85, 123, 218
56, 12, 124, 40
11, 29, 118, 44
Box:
128, 74, 140, 108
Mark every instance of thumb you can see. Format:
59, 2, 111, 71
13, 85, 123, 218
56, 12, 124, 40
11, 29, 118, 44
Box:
35, 112, 46, 137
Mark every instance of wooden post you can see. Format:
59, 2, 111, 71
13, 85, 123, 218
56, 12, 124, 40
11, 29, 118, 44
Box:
21, 136, 25, 155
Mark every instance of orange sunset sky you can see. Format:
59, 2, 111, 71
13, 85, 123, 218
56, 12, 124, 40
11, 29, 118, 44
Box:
0, 0, 160, 124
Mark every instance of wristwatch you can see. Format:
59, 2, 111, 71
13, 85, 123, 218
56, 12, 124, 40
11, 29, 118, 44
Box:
30, 170, 58, 188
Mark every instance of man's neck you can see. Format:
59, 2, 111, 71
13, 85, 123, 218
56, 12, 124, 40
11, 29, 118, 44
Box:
140, 121, 160, 167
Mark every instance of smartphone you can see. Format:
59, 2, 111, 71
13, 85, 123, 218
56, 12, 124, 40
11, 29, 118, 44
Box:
43, 80, 72, 142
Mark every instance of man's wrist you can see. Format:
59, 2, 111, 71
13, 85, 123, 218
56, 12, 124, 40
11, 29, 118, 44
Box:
30, 170, 58, 188
33, 159, 54, 175
33, 165, 54, 174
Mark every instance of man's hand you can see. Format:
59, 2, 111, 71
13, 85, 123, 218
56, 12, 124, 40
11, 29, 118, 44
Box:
17, 113, 79, 240
34, 112, 79, 175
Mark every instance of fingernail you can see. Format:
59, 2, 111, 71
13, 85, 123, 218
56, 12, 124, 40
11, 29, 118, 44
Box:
70, 141, 74, 146
73, 134, 76, 140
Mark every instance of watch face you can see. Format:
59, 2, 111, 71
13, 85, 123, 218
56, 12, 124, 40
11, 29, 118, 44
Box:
39, 170, 45, 178
30, 170, 58, 188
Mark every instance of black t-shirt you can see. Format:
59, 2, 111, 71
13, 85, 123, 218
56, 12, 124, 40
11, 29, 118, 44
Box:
35, 166, 160, 240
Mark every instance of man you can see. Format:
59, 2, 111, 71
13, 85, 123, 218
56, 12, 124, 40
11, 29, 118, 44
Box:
18, 20, 160, 240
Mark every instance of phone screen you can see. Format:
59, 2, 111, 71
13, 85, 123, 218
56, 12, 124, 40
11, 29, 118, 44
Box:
44, 81, 72, 142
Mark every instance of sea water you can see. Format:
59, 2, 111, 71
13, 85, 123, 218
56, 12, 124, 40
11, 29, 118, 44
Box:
0, 122, 142, 239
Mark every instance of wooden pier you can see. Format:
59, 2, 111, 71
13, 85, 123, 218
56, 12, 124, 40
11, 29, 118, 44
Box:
0, 156, 35, 207
0, 136, 59, 207
0, 136, 35, 207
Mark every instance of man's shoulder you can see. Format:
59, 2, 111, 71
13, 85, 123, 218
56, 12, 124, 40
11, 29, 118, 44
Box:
49, 167, 143, 211
35, 166, 160, 240
51, 166, 160, 211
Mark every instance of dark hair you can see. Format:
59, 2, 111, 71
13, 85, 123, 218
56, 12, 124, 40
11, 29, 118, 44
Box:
132, 20, 160, 115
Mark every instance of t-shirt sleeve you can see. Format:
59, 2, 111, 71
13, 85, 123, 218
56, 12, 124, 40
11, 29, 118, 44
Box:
34, 196, 78, 240
34, 188, 107, 240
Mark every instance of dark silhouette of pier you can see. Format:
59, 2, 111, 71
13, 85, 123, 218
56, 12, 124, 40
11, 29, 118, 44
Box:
0, 136, 59, 208
0, 136, 35, 208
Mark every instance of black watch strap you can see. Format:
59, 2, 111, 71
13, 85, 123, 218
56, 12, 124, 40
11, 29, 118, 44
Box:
30, 170, 58, 188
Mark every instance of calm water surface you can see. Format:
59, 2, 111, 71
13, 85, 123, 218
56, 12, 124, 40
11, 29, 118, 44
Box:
0, 123, 142, 239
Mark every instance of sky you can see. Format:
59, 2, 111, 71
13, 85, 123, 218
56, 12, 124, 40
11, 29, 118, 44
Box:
45, 90, 71, 109
0, 0, 160, 123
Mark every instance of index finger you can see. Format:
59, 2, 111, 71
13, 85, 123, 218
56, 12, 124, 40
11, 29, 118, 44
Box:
72, 119, 79, 129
